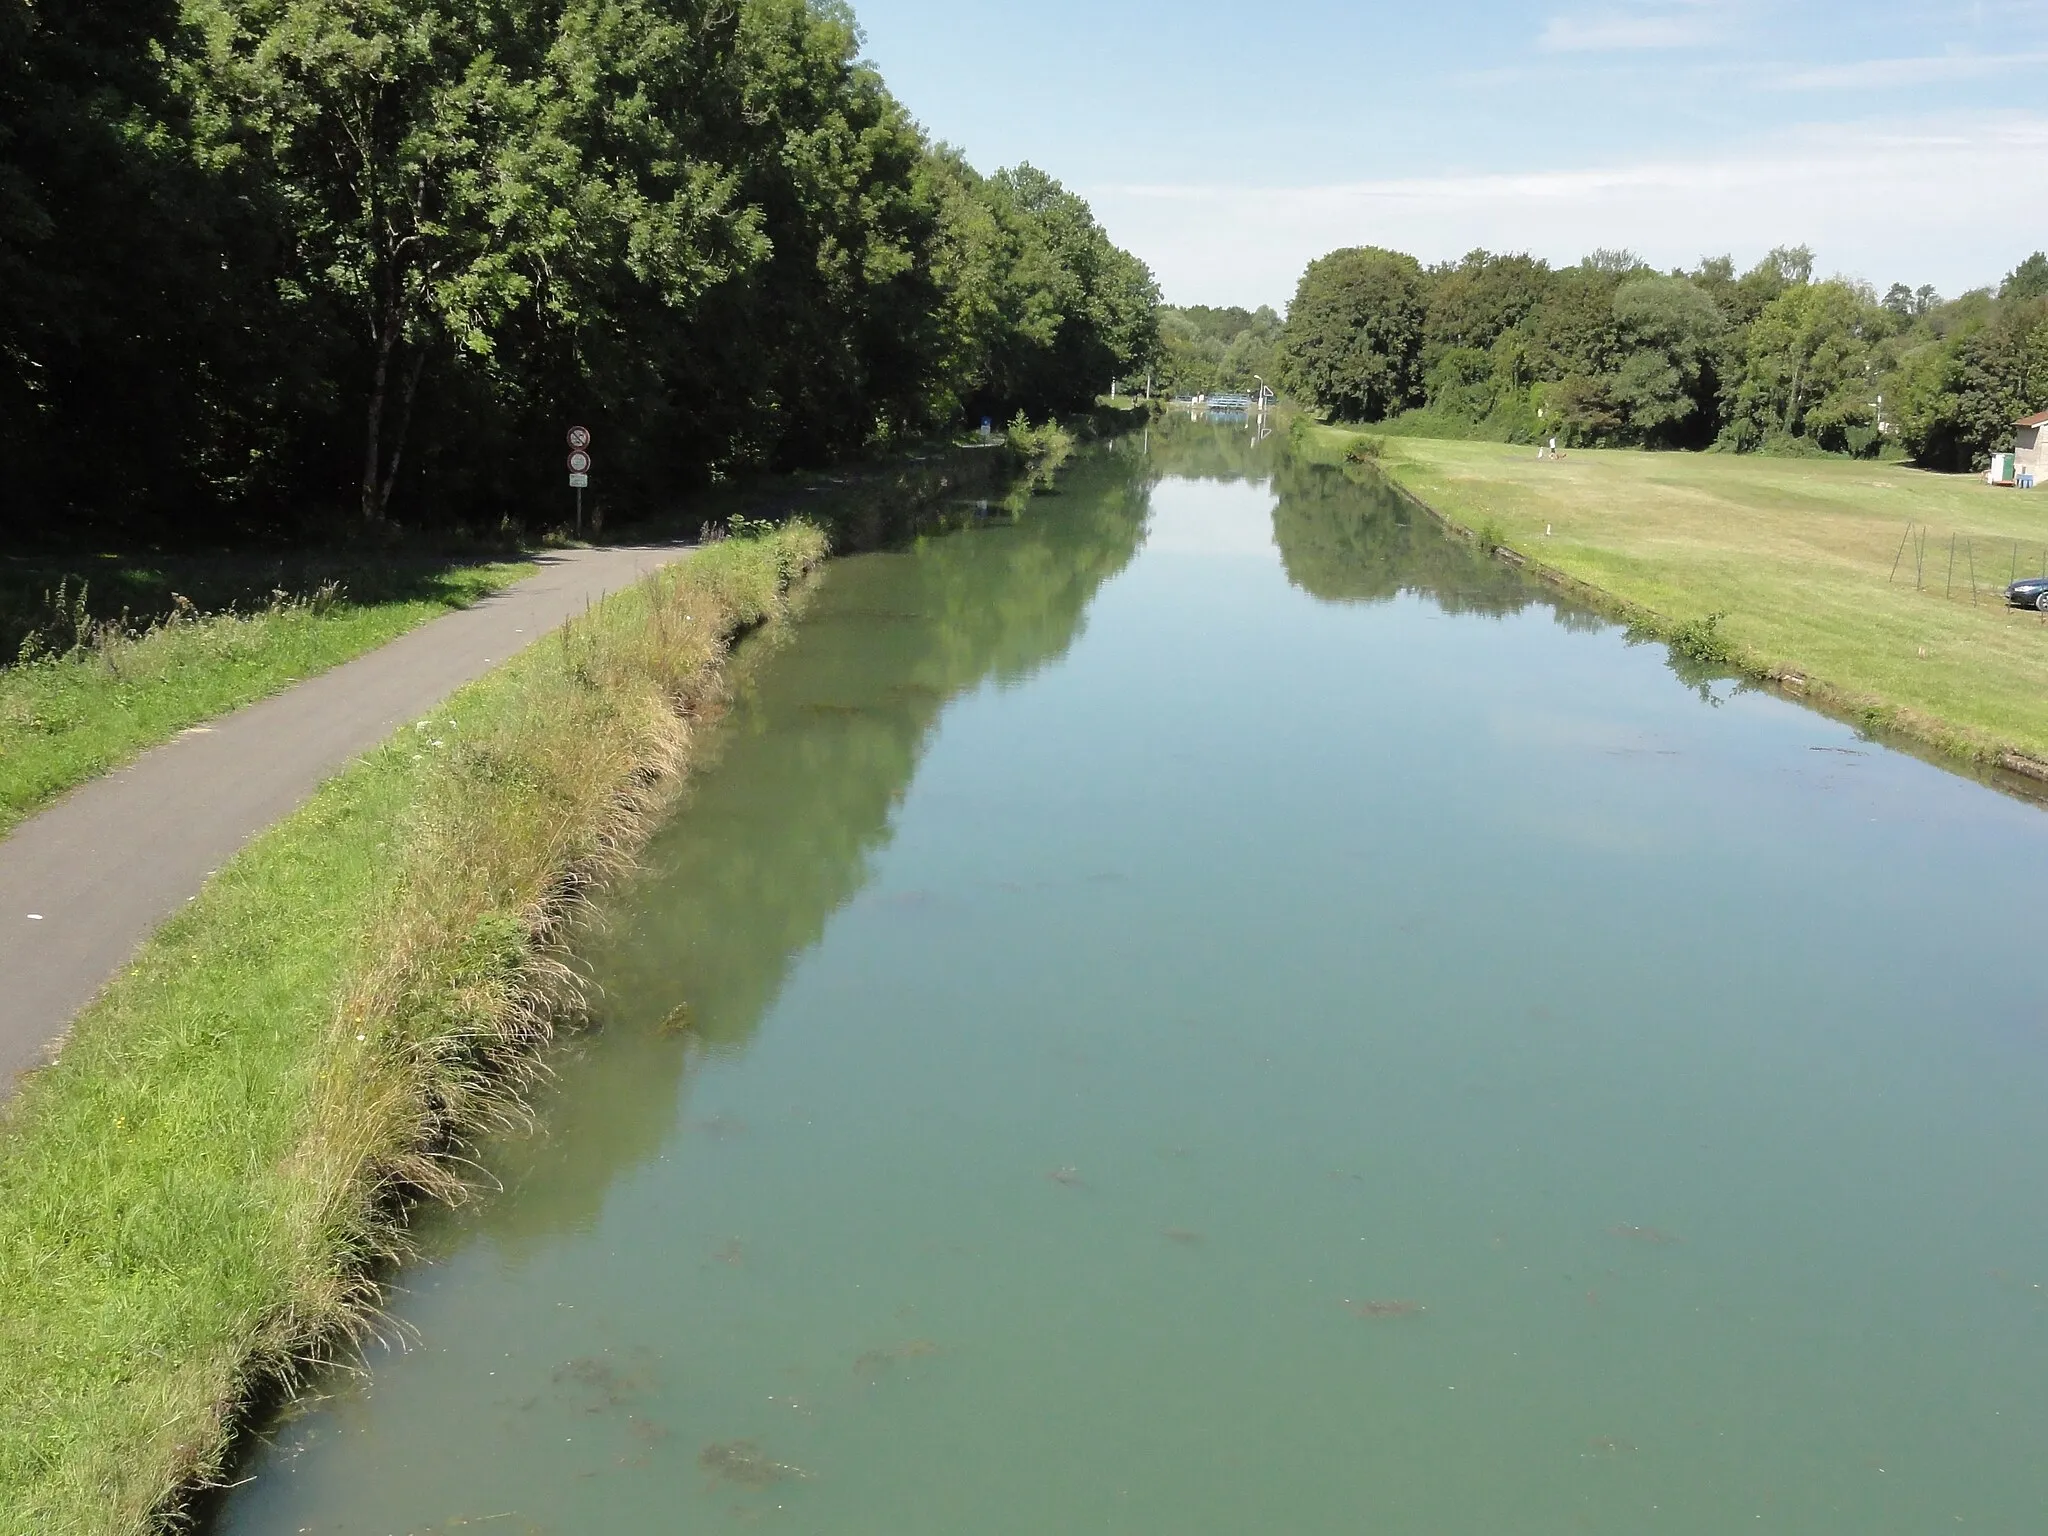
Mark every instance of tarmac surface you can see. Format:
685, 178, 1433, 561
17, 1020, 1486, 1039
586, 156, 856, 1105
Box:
0, 542, 692, 1098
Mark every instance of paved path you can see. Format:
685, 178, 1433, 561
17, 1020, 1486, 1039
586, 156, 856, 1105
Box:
0, 543, 692, 1096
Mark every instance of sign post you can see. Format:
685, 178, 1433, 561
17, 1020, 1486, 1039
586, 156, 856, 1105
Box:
566, 427, 592, 534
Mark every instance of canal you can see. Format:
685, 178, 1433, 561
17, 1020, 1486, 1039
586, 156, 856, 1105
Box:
214, 422, 2048, 1533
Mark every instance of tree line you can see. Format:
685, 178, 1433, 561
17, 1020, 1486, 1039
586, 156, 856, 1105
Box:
0, 0, 1159, 546
1276, 244, 2048, 469
1152, 304, 1281, 398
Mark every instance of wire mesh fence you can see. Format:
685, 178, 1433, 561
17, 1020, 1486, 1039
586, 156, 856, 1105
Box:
1887, 521, 2048, 606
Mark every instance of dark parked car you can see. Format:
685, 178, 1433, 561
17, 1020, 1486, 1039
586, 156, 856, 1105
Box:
2007, 575, 2048, 611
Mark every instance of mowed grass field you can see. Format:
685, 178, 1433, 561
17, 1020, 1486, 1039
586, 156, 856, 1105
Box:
1308, 427, 2048, 766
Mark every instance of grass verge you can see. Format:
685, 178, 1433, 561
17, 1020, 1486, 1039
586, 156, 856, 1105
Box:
0, 524, 825, 1534
0, 562, 531, 836
1292, 421, 2048, 773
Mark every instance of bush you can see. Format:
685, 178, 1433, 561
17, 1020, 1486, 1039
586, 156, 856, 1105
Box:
1666, 611, 1733, 666
1005, 414, 1076, 486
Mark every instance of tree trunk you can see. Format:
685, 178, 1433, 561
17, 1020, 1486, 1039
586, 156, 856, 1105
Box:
376, 347, 427, 518
361, 304, 400, 524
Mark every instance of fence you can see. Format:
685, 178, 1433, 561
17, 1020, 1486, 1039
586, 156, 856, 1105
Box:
1887, 521, 2048, 604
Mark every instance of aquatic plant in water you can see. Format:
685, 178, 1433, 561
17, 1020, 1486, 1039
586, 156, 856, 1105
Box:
1343, 1299, 1426, 1318
854, 1339, 942, 1380
699, 1440, 810, 1486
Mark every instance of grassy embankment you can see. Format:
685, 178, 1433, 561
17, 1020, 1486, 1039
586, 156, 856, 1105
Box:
1294, 422, 2048, 772
0, 560, 531, 836
0, 434, 1035, 1534
0, 525, 825, 1532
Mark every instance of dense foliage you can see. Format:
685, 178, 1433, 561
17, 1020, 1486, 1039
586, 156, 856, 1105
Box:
1279, 247, 1427, 422
0, 0, 1157, 545
1277, 243, 2048, 468
1153, 303, 1281, 397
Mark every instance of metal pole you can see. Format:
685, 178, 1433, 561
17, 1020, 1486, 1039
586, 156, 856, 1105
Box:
1946, 532, 1955, 598
1967, 538, 1977, 603
1888, 521, 1912, 583
576, 486, 583, 537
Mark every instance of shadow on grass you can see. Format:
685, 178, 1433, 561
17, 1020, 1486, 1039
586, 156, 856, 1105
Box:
0, 548, 527, 664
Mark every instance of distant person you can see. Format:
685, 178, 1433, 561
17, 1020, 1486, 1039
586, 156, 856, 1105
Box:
1548, 435, 1558, 459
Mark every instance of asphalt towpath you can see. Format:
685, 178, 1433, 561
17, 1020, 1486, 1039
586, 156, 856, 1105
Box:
0, 542, 692, 1098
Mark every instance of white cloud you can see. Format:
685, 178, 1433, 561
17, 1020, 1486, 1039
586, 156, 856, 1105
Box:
1090, 112, 2048, 309
1539, 10, 1717, 50
1774, 52, 2048, 89
1143, 479, 1281, 560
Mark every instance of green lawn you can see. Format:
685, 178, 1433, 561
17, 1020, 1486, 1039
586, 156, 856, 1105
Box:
1299, 425, 2048, 767
0, 562, 530, 836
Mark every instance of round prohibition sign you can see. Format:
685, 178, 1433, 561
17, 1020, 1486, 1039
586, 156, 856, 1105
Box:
567, 449, 593, 474
566, 425, 592, 450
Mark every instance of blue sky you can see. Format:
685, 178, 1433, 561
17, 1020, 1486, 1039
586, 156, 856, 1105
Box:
848, 0, 2048, 307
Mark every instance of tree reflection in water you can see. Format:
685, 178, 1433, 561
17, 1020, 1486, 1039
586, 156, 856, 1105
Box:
435, 418, 1576, 1259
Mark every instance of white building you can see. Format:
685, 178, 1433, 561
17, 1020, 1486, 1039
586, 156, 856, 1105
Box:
2016, 408, 2047, 481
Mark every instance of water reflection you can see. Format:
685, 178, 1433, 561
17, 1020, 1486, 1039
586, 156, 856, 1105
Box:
1267, 449, 1541, 618
210, 421, 2048, 1536
1121, 413, 1545, 618
520, 418, 1570, 1233
473, 448, 1153, 1254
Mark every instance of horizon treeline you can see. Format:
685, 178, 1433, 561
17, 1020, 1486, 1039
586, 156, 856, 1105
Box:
1270, 244, 2048, 468
0, 0, 1158, 547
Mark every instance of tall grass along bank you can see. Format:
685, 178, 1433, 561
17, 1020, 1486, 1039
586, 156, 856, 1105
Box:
1292, 421, 2048, 778
0, 523, 824, 1535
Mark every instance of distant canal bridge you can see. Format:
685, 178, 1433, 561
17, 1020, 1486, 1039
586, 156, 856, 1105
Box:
1186, 388, 1274, 413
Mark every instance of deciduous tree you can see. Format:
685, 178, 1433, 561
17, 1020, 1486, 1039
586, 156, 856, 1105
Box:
1278, 246, 1425, 421
1723, 280, 1884, 451
1608, 273, 1724, 444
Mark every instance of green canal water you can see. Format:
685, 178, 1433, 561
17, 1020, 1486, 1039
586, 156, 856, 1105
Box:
215, 424, 2048, 1534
